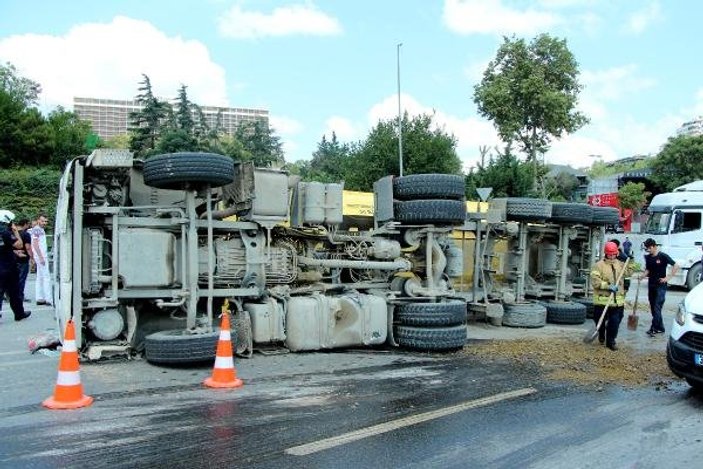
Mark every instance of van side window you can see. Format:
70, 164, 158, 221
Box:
672, 211, 702, 233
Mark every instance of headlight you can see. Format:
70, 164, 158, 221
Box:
675, 302, 687, 326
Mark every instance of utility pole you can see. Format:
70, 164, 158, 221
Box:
397, 42, 403, 177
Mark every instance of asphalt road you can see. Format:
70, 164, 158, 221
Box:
0, 276, 698, 468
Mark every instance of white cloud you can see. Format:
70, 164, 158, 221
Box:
218, 3, 342, 39
367, 93, 501, 171
693, 89, 703, 115
463, 57, 492, 84
270, 115, 303, 135
324, 116, 357, 141
443, 0, 561, 36
0, 16, 228, 110
623, 2, 662, 35
581, 64, 656, 101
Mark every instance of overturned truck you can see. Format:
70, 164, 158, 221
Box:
53, 150, 469, 363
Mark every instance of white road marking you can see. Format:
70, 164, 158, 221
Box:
0, 358, 56, 368
285, 387, 538, 456
0, 351, 27, 357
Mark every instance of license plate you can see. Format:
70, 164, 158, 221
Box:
695, 354, 703, 366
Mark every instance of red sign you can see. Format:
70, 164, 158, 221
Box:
588, 193, 619, 207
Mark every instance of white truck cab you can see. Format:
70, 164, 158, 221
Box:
643, 180, 703, 290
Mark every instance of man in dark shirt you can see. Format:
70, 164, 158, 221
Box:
0, 210, 31, 321
642, 238, 678, 336
14, 219, 32, 302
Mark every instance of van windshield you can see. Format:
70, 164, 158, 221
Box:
645, 212, 670, 235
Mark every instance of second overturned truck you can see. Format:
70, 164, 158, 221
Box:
53, 150, 469, 363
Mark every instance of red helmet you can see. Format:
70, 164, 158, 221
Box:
604, 241, 619, 256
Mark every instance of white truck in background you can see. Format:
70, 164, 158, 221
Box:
643, 180, 703, 290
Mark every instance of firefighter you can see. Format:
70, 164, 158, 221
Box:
590, 241, 627, 350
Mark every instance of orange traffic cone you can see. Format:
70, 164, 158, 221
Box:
204, 304, 243, 389
42, 319, 93, 409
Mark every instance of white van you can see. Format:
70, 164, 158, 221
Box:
643, 180, 703, 290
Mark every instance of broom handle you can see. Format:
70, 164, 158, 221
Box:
595, 257, 630, 330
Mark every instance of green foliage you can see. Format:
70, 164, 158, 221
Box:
129, 74, 170, 157
650, 135, 703, 191
299, 132, 350, 183
473, 34, 588, 160
618, 182, 650, 210
545, 172, 582, 202
0, 167, 61, 221
174, 85, 195, 134
587, 157, 652, 178
0, 62, 41, 107
47, 106, 93, 166
234, 120, 284, 167
465, 144, 536, 198
344, 113, 462, 191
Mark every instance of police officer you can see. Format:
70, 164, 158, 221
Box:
0, 210, 31, 321
590, 241, 627, 350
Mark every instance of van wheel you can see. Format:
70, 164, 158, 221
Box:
686, 263, 702, 290
143, 152, 235, 190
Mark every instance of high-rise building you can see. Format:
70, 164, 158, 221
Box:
73, 97, 269, 140
677, 116, 703, 137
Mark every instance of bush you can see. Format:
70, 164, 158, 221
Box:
0, 167, 62, 222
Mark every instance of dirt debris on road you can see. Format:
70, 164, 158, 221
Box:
463, 337, 676, 389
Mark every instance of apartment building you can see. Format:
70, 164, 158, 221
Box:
73, 97, 269, 140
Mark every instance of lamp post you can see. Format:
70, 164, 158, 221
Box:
397, 42, 403, 177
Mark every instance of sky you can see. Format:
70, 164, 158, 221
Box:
1, 0, 701, 171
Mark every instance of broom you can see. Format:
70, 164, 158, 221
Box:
583, 257, 630, 343
627, 276, 641, 330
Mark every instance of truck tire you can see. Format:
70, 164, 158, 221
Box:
496, 198, 552, 221
143, 152, 235, 190
686, 263, 702, 290
573, 297, 594, 319
590, 207, 619, 226
549, 203, 593, 224
393, 174, 465, 200
396, 301, 467, 327
144, 329, 236, 365
394, 199, 466, 225
394, 325, 467, 351
541, 300, 587, 325
502, 302, 547, 328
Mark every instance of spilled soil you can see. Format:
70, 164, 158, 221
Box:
463, 337, 676, 389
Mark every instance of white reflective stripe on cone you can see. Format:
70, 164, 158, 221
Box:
62, 340, 77, 353
219, 330, 231, 341
56, 371, 81, 386
214, 356, 234, 369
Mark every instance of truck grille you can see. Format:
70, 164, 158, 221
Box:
680, 332, 703, 351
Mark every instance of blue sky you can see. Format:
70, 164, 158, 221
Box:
1, 0, 701, 170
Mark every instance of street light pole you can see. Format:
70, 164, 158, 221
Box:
397, 42, 403, 177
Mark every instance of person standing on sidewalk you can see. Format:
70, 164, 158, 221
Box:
641, 238, 679, 336
0, 210, 31, 321
13, 218, 32, 302
31, 213, 51, 306
590, 241, 628, 351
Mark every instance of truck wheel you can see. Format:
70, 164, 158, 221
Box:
144, 329, 236, 365
394, 325, 467, 351
686, 263, 702, 290
496, 198, 552, 221
394, 199, 466, 225
393, 174, 465, 200
502, 302, 547, 328
396, 301, 467, 327
590, 207, 619, 226
143, 152, 235, 190
541, 300, 587, 324
549, 203, 593, 224
572, 297, 594, 319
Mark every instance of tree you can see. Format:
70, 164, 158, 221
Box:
650, 135, 703, 191
0, 62, 41, 107
302, 132, 350, 182
345, 113, 462, 191
129, 74, 169, 157
618, 182, 650, 211
47, 106, 93, 166
473, 34, 588, 163
174, 85, 195, 135
465, 144, 535, 199
545, 171, 581, 201
234, 120, 284, 167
